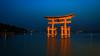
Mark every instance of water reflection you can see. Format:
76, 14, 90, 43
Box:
0, 32, 15, 39
0, 32, 28, 39
47, 38, 57, 56
47, 38, 71, 56
60, 39, 71, 56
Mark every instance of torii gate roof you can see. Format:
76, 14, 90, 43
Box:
45, 14, 75, 19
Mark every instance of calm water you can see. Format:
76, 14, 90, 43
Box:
0, 32, 100, 56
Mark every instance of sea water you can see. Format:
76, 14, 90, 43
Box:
0, 32, 100, 56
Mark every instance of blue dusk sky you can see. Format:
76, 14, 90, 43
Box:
0, 0, 100, 32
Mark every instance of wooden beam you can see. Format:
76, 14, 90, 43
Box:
48, 21, 71, 24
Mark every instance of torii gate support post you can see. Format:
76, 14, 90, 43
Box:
47, 18, 57, 37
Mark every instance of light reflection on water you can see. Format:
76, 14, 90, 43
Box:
47, 38, 71, 56
0, 33, 100, 56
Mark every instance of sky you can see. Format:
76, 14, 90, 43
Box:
0, 0, 100, 32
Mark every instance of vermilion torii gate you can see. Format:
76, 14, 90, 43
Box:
45, 14, 74, 38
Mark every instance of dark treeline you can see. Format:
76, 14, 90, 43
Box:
0, 23, 27, 33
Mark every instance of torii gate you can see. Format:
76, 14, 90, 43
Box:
45, 14, 74, 38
